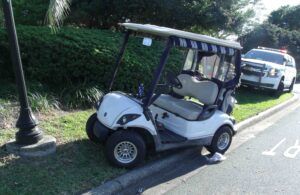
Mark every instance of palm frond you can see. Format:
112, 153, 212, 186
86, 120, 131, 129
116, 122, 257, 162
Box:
45, 0, 71, 30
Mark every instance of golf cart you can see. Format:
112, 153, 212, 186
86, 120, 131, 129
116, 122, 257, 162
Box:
86, 23, 242, 168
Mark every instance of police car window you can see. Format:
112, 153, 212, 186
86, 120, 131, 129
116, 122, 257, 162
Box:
286, 56, 293, 67
244, 50, 284, 65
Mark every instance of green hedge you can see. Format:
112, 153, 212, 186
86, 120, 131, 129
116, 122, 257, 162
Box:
0, 25, 184, 93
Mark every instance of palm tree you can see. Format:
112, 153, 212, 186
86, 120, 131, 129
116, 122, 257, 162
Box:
0, 0, 71, 27
46, 0, 71, 28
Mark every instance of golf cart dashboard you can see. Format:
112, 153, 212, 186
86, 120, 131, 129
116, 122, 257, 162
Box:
114, 91, 144, 105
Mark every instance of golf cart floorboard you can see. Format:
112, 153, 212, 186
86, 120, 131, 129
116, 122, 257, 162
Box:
158, 129, 187, 143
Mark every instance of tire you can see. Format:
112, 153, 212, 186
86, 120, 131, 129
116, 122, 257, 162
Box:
105, 130, 146, 168
206, 126, 233, 154
288, 78, 295, 92
86, 113, 101, 144
273, 79, 284, 97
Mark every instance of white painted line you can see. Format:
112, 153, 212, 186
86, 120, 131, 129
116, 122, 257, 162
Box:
284, 140, 300, 159
262, 138, 286, 156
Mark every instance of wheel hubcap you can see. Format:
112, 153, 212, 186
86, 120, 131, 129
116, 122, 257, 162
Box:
114, 141, 137, 164
217, 132, 230, 150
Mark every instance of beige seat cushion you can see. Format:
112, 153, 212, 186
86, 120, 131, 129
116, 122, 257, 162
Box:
154, 94, 203, 120
173, 74, 219, 105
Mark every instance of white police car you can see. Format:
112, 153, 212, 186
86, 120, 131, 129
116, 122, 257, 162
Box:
241, 47, 297, 95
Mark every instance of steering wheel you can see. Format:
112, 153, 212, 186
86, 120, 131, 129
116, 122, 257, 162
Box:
194, 70, 207, 80
166, 71, 182, 89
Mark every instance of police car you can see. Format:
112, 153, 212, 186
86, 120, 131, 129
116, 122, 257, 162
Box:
241, 47, 297, 95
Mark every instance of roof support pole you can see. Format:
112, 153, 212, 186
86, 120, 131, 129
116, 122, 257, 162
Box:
108, 31, 131, 91
144, 38, 173, 107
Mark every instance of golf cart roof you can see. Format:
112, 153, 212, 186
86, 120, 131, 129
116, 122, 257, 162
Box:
120, 23, 242, 50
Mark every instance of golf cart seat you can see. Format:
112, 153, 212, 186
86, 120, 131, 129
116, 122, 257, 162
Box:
154, 94, 203, 120
154, 74, 219, 120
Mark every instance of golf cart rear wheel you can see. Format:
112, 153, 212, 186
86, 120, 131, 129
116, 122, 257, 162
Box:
86, 113, 101, 144
105, 131, 146, 168
206, 126, 233, 154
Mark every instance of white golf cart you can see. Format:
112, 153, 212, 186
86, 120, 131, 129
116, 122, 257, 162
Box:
86, 23, 242, 168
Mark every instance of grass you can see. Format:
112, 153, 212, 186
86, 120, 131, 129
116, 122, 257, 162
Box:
233, 87, 293, 122
0, 87, 293, 194
0, 110, 126, 194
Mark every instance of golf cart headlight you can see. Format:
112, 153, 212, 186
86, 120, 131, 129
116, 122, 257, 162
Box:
268, 68, 279, 77
117, 114, 141, 125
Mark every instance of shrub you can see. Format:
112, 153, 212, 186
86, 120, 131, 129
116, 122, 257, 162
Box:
0, 80, 59, 112
28, 92, 60, 112
12, 0, 49, 26
60, 85, 103, 109
0, 25, 184, 94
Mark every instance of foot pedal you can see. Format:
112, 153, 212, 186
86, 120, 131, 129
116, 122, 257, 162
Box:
156, 121, 165, 131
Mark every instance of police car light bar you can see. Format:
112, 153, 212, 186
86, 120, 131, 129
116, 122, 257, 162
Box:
257, 46, 287, 54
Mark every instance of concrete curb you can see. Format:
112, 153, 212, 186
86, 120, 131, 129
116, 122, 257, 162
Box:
83, 148, 200, 195
84, 94, 299, 195
6, 135, 56, 157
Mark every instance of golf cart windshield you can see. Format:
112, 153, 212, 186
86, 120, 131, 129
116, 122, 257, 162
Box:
183, 50, 237, 82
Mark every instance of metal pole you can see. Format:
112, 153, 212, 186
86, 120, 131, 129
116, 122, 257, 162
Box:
144, 38, 173, 107
2, 0, 43, 145
108, 31, 130, 91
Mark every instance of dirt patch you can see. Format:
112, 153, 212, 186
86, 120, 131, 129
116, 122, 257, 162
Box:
0, 102, 19, 129
0, 102, 67, 129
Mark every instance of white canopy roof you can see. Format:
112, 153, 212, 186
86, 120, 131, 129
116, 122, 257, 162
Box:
120, 23, 242, 50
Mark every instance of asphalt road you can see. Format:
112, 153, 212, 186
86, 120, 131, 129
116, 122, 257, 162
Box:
293, 82, 300, 94
119, 84, 300, 195
166, 99, 300, 194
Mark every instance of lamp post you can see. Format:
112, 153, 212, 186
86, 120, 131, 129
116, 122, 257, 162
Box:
2, 0, 43, 145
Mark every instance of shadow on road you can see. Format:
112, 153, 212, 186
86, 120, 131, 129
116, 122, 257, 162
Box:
121, 149, 217, 195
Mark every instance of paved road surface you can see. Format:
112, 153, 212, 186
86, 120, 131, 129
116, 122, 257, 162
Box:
119, 84, 300, 195
293, 83, 300, 94
166, 98, 300, 194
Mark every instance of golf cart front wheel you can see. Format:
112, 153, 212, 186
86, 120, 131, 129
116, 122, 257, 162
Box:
105, 130, 146, 168
206, 126, 233, 154
86, 113, 102, 143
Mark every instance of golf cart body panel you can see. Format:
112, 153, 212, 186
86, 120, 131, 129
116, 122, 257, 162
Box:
87, 23, 242, 167
149, 105, 234, 140
97, 92, 157, 135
